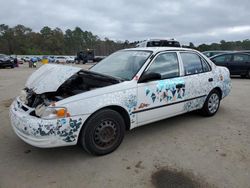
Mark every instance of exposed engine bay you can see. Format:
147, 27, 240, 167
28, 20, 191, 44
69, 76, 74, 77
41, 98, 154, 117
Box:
23, 70, 121, 108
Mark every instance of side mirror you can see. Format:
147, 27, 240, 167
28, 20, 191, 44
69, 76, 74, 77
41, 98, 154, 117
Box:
138, 72, 161, 83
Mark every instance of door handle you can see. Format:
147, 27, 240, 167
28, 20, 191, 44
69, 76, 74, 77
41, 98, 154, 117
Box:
208, 78, 213, 82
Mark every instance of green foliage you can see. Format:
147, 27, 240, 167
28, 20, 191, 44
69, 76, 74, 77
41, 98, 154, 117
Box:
1, 24, 249, 55
196, 39, 250, 51
0, 24, 135, 55
184, 40, 250, 51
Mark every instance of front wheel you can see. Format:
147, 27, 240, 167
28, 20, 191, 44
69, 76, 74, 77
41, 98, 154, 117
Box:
200, 90, 221, 116
80, 109, 125, 155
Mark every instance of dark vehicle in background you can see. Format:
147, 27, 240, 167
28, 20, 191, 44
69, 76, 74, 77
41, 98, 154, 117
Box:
36, 57, 42, 61
202, 51, 231, 58
239, 50, 250, 54
210, 52, 250, 78
94, 55, 106, 62
9, 56, 19, 67
76, 49, 95, 64
75, 49, 105, 63
0, 54, 14, 68
136, 38, 181, 48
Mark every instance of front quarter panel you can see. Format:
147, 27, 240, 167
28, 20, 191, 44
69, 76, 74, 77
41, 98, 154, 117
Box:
57, 82, 138, 127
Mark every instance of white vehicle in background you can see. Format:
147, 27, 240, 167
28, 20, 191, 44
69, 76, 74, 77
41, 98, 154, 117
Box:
9, 47, 231, 155
22, 56, 31, 62
17, 57, 24, 64
136, 38, 181, 48
55, 56, 67, 64
66, 56, 75, 63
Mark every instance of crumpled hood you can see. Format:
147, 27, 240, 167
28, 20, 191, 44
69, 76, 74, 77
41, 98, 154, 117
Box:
25, 64, 81, 94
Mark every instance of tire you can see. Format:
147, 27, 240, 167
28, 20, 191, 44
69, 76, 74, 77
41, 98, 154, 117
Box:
200, 90, 221, 116
80, 109, 125, 155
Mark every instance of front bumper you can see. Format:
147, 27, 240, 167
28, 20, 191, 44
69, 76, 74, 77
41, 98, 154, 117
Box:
9, 97, 86, 148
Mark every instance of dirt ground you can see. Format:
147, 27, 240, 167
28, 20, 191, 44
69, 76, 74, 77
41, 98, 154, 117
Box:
0, 63, 249, 188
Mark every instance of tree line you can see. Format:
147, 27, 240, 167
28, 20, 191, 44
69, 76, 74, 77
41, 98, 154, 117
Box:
0, 24, 250, 55
194, 40, 250, 52
0, 24, 135, 56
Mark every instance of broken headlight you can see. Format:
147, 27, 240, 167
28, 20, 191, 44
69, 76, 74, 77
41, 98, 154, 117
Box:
35, 104, 69, 119
19, 90, 28, 104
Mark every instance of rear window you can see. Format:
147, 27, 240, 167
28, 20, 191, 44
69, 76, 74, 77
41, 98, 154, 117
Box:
180, 52, 211, 75
233, 54, 249, 62
212, 55, 232, 63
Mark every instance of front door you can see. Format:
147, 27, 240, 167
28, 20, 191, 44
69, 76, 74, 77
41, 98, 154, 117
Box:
135, 52, 186, 125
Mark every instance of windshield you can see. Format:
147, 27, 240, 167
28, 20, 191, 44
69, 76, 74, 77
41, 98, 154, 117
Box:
90, 50, 152, 80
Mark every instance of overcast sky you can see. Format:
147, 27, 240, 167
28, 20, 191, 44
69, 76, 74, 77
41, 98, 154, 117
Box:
1, 0, 250, 45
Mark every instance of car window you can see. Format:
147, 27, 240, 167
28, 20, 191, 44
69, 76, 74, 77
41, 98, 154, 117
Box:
147, 52, 179, 79
201, 58, 211, 72
233, 54, 249, 62
212, 54, 232, 63
91, 50, 152, 80
180, 52, 204, 75
202, 52, 210, 57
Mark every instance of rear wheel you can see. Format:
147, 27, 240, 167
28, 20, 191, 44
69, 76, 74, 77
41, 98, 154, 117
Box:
80, 109, 125, 155
200, 90, 221, 116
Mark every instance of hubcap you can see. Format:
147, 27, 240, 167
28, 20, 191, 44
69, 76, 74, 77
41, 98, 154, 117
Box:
94, 120, 118, 148
208, 93, 219, 114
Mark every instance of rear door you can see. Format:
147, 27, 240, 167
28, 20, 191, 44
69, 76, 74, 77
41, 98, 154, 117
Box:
179, 52, 214, 112
230, 53, 249, 75
211, 54, 232, 69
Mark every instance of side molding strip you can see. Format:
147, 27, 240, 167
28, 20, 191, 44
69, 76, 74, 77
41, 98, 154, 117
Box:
132, 95, 207, 114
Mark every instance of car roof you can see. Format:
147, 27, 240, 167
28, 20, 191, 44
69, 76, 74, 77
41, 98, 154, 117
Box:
210, 52, 250, 59
123, 47, 195, 53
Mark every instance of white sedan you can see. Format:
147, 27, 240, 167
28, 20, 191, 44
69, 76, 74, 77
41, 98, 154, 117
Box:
9, 47, 231, 155
54, 56, 67, 64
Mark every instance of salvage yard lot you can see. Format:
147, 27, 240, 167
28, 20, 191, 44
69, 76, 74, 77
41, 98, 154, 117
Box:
0, 63, 249, 188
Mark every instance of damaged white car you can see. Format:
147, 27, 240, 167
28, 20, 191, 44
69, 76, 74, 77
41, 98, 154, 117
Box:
9, 47, 231, 155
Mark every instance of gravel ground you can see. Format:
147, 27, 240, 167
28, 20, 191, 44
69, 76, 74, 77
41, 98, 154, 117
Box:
0, 63, 249, 188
